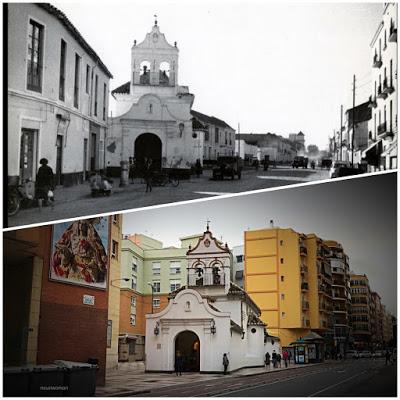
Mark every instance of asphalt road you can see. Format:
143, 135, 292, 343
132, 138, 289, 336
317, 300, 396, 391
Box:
6, 167, 329, 228
138, 359, 396, 397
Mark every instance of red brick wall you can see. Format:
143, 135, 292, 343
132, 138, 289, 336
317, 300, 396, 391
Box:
15, 224, 109, 385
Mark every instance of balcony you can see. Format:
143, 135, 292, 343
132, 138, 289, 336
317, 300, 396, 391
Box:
301, 282, 309, 291
383, 78, 395, 94
334, 306, 347, 313
302, 301, 309, 310
372, 54, 382, 68
389, 24, 397, 43
368, 95, 377, 108
377, 84, 388, 99
300, 246, 307, 256
300, 265, 308, 274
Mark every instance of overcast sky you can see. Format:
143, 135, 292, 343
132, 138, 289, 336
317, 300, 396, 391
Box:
54, 1, 383, 149
122, 173, 397, 315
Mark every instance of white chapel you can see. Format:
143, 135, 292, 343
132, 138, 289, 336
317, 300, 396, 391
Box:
106, 18, 199, 175
145, 225, 279, 373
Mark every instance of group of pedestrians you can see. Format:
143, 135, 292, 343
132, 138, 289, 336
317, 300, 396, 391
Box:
265, 350, 292, 369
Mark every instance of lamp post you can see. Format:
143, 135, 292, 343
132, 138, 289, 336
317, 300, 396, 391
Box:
110, 278, 130, 288
148, 282, 154, 314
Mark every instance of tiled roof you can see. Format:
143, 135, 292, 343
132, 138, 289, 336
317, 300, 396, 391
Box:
190, 110, 233, 130
111, 81, 130, 96
228, 282, 261, 315
37, 3, 113, 78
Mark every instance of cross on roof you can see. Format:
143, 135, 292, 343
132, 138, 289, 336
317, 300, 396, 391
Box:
206, 219, 210, 231
154, 14, 158, 26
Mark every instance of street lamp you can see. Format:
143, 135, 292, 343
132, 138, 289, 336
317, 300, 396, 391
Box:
110, 278, 130, 288
148, 282, 154, 314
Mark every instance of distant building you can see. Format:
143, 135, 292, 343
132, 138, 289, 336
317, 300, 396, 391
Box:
288, 131, 306, 152
344, 101, 372, 167
190, 110, 235, 161
7, 3, 112, 187
235, 133, 298, 164
365, 3, 397, 171
350, 273, 372, 350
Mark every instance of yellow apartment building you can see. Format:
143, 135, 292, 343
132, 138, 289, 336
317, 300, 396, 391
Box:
244, 227, 312, 347
305, 235, 334, 337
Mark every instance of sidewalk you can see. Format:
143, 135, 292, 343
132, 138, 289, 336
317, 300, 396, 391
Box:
95, 361, 324, 397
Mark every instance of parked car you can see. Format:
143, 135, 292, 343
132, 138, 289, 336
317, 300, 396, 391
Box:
373, 350, 384, 358
346, 350, 359, 359
292, 156, 308, 169
212, 156, 243, 180
320, 158, 333, 169
359, 350, 372, 358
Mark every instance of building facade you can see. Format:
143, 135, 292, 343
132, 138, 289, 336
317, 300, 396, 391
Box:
350, 273, 372, 350
366, 3, 397, 171
107, 21, 200, 175
232, 245, 244, 288
324, 240, 352, 355
244, 227, 313, 347
190, 110, 235, 162
145, 227, 269, 373
7, 3, 112, 187
3, 216, 121, 386
118, 233, 206, 361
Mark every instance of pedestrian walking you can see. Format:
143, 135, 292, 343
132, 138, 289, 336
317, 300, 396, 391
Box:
175, 351, 183, 376
272, 350, 277, 368
385, 349, 391, 365
129, 157, 136, 184
265, 352, 270, 368
144, 157, 153, 193
283, 350, 289, 368
36, 158, 55, 207
195, 159, 202, 178
277, 353, 282, 368
222, 353, 229, 375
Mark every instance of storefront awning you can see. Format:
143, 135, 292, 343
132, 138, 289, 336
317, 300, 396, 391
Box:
362, 139, 382, 158
381, 139, 398, 157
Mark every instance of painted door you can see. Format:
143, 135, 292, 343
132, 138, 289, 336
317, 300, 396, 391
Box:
90, 133, 97, 171
19, 129, 36, 182
83, 138, 88, 180
55, 135, 63, 185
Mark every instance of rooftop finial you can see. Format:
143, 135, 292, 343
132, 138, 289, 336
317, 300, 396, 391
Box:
206, 219, 210, 231
154, 14, 158, 26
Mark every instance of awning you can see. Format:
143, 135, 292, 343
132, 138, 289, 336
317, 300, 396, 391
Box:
362, 139, 382, 158
381, 139, 397, 157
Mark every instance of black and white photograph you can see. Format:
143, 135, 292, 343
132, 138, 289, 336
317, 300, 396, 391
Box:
4, 2, 398, 228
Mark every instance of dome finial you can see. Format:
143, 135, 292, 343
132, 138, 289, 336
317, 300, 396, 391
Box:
154, 14, 158, 26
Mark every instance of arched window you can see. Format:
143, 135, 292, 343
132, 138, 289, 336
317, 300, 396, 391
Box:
159, 61, 170, 85
140, 61, 151, 85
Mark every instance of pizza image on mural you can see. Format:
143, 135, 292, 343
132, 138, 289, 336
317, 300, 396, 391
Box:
51, 218, 108, 288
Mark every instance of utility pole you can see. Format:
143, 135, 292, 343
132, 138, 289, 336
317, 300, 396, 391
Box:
340, 105, 343, 161
351, 75, 356, 167
237, 123, 240, 158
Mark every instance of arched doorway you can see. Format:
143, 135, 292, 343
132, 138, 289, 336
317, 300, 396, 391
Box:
175, 331, 200, 372
134, 133, 162, 173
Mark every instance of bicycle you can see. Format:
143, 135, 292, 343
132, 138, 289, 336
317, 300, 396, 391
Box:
152, 171, 179, 187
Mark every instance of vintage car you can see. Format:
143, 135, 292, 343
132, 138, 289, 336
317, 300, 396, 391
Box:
292, 156, 308, 169
212, 156, 243, 180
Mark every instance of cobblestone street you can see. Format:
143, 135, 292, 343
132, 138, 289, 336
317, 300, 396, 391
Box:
7, 167, 329, 227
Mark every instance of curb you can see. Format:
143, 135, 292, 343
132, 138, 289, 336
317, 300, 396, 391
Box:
96, 389, 151, 397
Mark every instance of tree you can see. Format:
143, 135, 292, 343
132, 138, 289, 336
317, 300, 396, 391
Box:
307, 144, 319, 156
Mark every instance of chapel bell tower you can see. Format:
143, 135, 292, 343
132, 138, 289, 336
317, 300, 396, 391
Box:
131, 16, 179, 89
